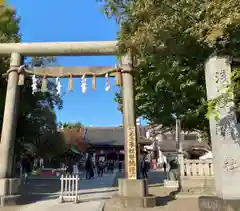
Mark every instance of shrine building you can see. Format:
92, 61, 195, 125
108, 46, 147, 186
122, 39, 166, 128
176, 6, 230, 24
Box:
62, 125, 210, 162
84, 126, 151, 161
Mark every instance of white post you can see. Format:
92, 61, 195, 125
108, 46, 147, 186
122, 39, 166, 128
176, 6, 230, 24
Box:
176, 119, 184, 190
75, 175, 79, 203
60, 174, 81, 203
60, 175, 64, 202
71, 175, 74, 198
65, 174, 68, 198
68, 175, 71, 198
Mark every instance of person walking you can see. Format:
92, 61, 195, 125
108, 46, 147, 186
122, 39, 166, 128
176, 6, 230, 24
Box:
163, 161, 167, 172
21, 155, 31, 184
98, 160, 105, 177
109, 160, 114, 173
168, 158, 179, 181
66, 156, 74, 175
85, 157, 91, 179
118, 161, 122, 172
73, 162, 79, 175
85, 156, 94, 179
96, 159, 99, 175
141, 156, 148, 179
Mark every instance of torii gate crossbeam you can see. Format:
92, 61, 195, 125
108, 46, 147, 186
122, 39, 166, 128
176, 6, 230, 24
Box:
0, 41, 117, 56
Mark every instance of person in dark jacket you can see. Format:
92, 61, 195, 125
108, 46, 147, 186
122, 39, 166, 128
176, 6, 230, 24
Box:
98, 160, 105, 177
118, 161, 122, 172
109, 160, 114, 173
21, 155, 32, 184
168, 158, 179, 181
66, 156, 74, 175
85, 157, 94, 179
163, 162, 167, 172
163, 161, 168, 179
141, 156, 148, 179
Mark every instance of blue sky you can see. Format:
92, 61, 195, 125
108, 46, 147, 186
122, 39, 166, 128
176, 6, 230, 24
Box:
8, 0, 125, 126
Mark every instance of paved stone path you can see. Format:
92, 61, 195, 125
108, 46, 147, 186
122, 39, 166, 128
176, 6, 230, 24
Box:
79, 172, 116, 190
2, 172, 117, 211
104, 170, 201, 211
2, 170, 202, 211
104, 186, 200, 211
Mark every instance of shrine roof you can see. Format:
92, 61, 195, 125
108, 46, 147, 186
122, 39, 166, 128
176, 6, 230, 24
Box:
84, 126, 151, 146
159, 138, 211, 152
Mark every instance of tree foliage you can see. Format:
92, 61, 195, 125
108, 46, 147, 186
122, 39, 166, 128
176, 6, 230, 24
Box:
37, 131, 67, 158
0, 7, 65, 159
100, 0, 240, 138
60, 122, 87, 152
61, 122, 83, 129
15, 59, 64, 158
0, 7, 20, 122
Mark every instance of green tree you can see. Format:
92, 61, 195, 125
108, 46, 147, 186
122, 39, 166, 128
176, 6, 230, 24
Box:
0, 7, 20, 123
37, 131, 67, 159
100, 0, 240, 140
60, 122, 87, 152
15, 59, 64, 159
62, 122, 83, 129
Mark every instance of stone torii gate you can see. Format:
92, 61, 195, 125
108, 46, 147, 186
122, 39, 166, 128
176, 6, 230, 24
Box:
0, 41, 154, 207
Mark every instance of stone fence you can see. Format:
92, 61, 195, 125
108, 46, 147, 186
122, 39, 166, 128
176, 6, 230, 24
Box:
183, 159, 214, 176
164, 159, 215, 191
181, 159, 215, 192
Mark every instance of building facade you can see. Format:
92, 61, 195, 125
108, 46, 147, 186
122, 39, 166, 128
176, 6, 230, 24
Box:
62, 126, 151, 162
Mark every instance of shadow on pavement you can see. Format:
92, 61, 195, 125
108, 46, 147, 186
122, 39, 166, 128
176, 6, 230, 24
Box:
16, 173, 117, 206
16, 178, 61, 206
78, 173, 116, 190
112, 170, 166, 187
80, 189, 117, 195
15, 170, 167, 207
155, 188, 181, 206
19, 179, 60, 194
110, 170, 183, 208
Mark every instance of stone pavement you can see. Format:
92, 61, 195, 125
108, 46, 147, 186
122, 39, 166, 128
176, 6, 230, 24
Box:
104, 170, 201, 211
104, 186, 200, 211
2, 170, 203, 211
16, 198, 106, 211
1, 172, 117, 211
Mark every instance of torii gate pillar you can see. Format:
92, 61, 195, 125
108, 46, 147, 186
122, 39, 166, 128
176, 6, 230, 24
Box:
0, 52, 23, 206
114, 52, 156, 208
